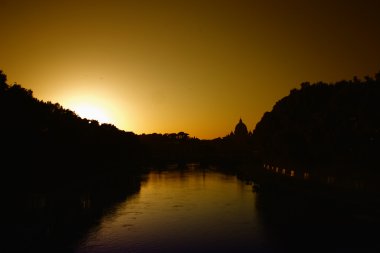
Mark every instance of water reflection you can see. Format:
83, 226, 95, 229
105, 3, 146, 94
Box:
263, 162, 380, 193
1, 172, 142, 253
74, 165, 380, 253
4, 164, 379, 253
76, 168, 271, 253
255, 188, 380, 253
256, 163, 380, 252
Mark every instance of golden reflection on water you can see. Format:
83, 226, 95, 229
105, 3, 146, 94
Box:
77, 168, 263, 252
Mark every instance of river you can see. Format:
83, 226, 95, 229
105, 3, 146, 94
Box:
73, 165, 379, 253
4, 164, 378, 252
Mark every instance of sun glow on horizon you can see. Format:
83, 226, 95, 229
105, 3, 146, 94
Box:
71, 102, 112, 124
57, 84, 120, 126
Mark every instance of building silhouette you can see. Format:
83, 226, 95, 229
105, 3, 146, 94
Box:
234, 118, 249, 137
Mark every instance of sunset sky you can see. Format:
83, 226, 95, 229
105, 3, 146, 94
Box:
1, 0, 380, 139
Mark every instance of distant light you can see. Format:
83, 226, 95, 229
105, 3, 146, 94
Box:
73, 103, 111, 124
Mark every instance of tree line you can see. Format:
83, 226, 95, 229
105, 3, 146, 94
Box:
0, 70, 143, 189
251, 72, 380, 175
2, 69, 380, 184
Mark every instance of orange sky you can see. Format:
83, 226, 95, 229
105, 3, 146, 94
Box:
1, 0, 380, 139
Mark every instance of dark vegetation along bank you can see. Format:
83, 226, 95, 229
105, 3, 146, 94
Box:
1, 70, 145, 252
2, 69, 380, 182
1, 69, 380, 251
1, 70, 145, 190
250, 72, 380, 190
252, 73, 380, 170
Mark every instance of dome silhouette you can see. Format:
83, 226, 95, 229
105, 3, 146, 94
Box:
234, 118, 248, 136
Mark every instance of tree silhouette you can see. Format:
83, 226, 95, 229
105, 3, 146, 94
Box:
251, 71, 380, 174
0, 70, 7, 91
0, 70, 144, 190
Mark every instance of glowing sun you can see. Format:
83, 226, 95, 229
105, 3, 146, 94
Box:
72, 103, 111, 124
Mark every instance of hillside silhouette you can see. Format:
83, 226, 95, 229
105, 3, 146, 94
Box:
0, 70, 144, 190
0, 70, 149, 252
2, 69, 380, 252
251, 72, 380, 176
2, 69, 380, 180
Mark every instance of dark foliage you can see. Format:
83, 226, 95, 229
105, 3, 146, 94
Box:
251, 72, 380, 174
0, 70, 143, 190
139, 132, 212, 166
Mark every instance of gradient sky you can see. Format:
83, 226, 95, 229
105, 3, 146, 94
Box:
1, 0, 380, 139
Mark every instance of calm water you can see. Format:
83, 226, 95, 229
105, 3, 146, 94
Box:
3, 165, 379, 253
72, 166, 380, 253
75, 167, 272, 253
